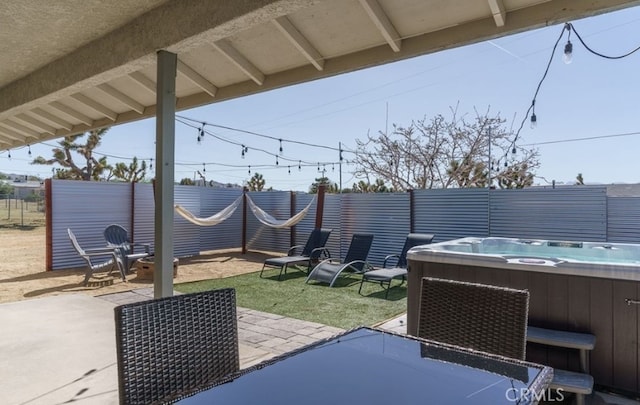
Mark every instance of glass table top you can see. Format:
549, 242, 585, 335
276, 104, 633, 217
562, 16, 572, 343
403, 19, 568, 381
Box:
173, 327, 550, 404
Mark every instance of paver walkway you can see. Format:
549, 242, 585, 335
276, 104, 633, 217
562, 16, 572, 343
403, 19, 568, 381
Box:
98, 288, 347, 367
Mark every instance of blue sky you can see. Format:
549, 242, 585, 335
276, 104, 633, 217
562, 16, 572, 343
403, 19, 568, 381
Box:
2, 5, 640, 191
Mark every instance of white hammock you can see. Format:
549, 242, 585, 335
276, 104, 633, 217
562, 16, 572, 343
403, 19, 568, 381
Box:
174, 195, 242, 226
246, 195, 315, 228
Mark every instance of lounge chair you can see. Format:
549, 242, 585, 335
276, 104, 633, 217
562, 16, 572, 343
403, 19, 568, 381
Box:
306, 233, 374, 287
67, 228, 124, 285
358, 233, 434, 298
417, 277, 529, 360
114, 288, 239, 404
260, 228, 332, 280
104, 224, 150, 273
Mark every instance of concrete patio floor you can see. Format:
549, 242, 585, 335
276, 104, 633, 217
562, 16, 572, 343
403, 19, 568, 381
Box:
0, 289, 347, 405
1, 289, 637, 405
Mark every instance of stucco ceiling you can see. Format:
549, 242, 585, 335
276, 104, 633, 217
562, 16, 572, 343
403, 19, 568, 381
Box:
1, 0, 638, 150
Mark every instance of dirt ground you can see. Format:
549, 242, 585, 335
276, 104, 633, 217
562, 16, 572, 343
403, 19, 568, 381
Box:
0, 226, 279, 304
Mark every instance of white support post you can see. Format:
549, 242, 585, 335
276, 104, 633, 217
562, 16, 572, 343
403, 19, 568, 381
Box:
154, 50, 177, 298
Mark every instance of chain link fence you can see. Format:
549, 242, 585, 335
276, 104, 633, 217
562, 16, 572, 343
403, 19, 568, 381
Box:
0, 192, 46, 228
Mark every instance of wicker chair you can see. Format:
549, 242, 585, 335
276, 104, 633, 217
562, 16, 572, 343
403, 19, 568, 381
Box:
114, 288, 239, 405
417, 277, 529, 360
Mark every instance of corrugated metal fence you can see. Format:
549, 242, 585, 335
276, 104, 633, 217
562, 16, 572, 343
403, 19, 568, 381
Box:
48, 180, 640, 270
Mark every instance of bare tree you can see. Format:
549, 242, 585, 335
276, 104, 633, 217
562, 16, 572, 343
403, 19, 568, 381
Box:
353, 105, 539, 190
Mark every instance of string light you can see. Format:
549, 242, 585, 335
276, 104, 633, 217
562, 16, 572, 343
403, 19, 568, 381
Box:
298, 161, 301, 171
279, 139, 283, 154
27, 145, 31, 156
288, 165, 291, 174
202, 163, 206, 173
149, 158, 153, 170
197, 124, 205, 144
241, 145, 246, 158
275, 155, 279, 166
7, 150, 11, 159
248, 165, 251, 175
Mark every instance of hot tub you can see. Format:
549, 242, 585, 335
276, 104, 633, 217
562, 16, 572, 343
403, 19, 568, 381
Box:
406, 237, 640, 396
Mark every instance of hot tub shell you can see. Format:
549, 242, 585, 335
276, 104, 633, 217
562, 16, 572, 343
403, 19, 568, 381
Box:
407, 237, 640, 396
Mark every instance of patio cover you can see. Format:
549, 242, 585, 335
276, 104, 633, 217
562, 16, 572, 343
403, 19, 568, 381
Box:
2, 0, 638, 297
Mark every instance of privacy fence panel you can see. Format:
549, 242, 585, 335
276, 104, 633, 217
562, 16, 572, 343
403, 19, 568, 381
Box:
132, 183, 201, 258
199, 188, 243, 251
132, 183, 154, 255
339, 193, 410, 266
245, 191, 291, 253
172, 185, 203, 257
607, 197, 640, 243
320, 194, 343, 260
49, 181, 636, 270
413, 188, 489, 243
51, 180, 132, 270
489, 187, 607, 241
293, 193, 321, 251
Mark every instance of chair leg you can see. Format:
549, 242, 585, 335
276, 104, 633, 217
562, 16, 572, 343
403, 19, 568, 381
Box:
278, 264, 287, 281
358, 277, 366, 295
259, 264, 268, 278
83, 267, 93, 286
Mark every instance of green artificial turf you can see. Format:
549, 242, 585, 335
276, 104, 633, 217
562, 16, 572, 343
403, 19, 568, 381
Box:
175, 267, 407, 330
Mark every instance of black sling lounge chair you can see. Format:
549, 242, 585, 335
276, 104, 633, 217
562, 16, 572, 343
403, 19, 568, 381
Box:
306, 233, 374, 287
260, 228, 332, 280
358, 233, 434, 298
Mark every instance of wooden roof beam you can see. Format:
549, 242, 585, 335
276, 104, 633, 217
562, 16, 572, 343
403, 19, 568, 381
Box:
488, 0, 507, 27
358, 0, 401, 52
70, 93, 117, 122
273, 16, 325, 71
31, 108, 74, 131
97, 84, 145, 114
177, 60, 218, 97
49, 101, 93, 126
15, 113, 57, 135
213, 39, 265, 85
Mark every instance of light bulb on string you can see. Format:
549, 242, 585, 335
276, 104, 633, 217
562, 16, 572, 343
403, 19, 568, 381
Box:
512, 147, 517, 154
27, 145, 31, 156
298, 161, 302, 171
288, 165, 291, 174
563, 40, 573, 64
248, 165, 251, 175
530, 113, 537, 129
563, 24, 573, 64
317, 162, 320, 172
241, 145, 245, 158
332, 163, 335, 172
279, 139, 283, 155
149, 158, 153, 170
202, 163, 206, 173
7, 150, 11, 159
275, 155, 279, 166
197, 125, 204, 144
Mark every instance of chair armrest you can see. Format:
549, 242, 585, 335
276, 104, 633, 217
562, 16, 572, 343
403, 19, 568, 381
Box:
287, 245, 304, 256
383, 254, 400, 268
344, 260, 372, 273
310, 247, 331, 260
131, 242, 151, 254
85, 247, 120, 254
